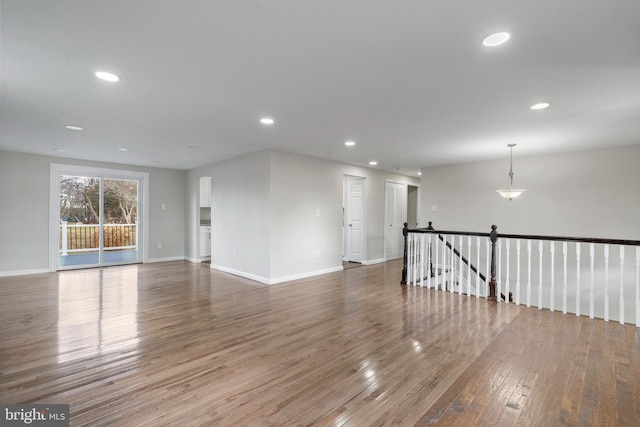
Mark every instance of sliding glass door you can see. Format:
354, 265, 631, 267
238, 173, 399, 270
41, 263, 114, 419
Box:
53, 165, 147, 270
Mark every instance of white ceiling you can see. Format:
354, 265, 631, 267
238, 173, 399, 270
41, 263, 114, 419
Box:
2, 0, 639, 174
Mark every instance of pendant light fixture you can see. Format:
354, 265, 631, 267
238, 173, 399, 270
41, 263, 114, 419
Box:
497, 144, 526, 200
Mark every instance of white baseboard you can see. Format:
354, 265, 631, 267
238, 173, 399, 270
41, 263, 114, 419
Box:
362, 258, 385, 265
0, 268, 50, 278
184, 257, 201, 264
269, 265, 344, 285
210, 264, 344, 285
210, 264, 271, 285
145, 256, 185, 264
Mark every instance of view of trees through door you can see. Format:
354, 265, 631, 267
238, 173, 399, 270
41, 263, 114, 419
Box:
59, 175, 139, 269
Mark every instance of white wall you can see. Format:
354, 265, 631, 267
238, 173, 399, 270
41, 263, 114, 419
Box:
420, 145, 640, 239
0, 150, 186, 275
184, 150, 420, 283
187, 151, 271, 281
269, 152, 344, 280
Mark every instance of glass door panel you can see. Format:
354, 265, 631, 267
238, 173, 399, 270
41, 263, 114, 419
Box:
59, 175, 101, 268
102, 178, 139, 265
58, 175, 140, 269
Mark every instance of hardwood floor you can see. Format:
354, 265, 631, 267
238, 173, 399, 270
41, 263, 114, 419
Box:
1, 260, 638, 426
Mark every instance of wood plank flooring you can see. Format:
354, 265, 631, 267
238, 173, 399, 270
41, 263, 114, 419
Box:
1, 260, 638, 426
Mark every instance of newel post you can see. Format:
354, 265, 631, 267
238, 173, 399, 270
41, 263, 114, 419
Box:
401, 222, 409, 284
488, 225, 498, 301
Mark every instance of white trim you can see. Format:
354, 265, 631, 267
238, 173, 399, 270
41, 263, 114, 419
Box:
362, 258, 386, 265
49, 163, 150, 271
210, 264, 271, 284
0, 269, 50, 278
210, 264, 344, 285
185, 257, 202, 264
269, 266, 344, 285
145, 256, 185, 263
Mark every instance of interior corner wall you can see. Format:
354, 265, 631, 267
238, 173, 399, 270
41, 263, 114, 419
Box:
419, 144, 640, 240
269, 151, 343, 280
0, 150, 186, 275
197, 151, 271, 281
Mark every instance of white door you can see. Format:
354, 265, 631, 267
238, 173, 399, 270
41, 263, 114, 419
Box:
345, 177, 364, 263
385, 181, 407, 260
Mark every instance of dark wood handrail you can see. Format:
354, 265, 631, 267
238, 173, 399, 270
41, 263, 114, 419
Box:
408, 224, 640, 247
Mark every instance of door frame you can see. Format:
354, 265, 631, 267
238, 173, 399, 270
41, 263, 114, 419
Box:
384, 180, 421, 260
49, 163, 150, 272
343, 175, 366, 263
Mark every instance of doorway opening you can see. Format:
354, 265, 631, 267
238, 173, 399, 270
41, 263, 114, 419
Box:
384, 180, 420, 261
199, 176, 212, 263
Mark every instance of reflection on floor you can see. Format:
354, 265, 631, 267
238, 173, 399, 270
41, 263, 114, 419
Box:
60, 250, 139, 267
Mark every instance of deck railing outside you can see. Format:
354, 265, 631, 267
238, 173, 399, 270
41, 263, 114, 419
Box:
60, 221, 138, 255
403, 222, 640, 327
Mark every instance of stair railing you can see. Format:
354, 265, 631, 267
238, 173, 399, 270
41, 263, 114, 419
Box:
402, 221, 640, 326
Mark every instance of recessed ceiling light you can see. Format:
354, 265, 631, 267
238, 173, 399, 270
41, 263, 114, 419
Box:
65, 125, 83, 131
369, 161, 378, 166
530, 102, 550, 110
95, 71, 120, 82
418, 172, 422, 176
345, 141, 356, 146
482, 32, 510, 47
118, 148, 128, 152
53, 148, 66, 152
260, 117, 274, 125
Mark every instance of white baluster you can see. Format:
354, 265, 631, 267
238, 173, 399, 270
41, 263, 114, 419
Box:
485, 239, 490, 299
434, 233, 439, 290
450, 236, 455, 293
636, 246, 640, 327
408, 233, 413, 285
589, 243, 594, 319
516, 240, 521, 305
550, 242, 555, 312
422, 234, 428, 287
576, 243, 581, 317
476, 236, 481, 298
407, 233, 413, 284
538, 241, 543, 310
416, 234, 420, 286
527, 240, 532, 308
604, 245, 609, 322
505, 239, 510, 304
458, 236, 464, 295
418, 234, 424, 287
412, 234, 418, 286
619, 246, 625, 324
498, 239, 502, 302
563, 242, 568, 315
467, 236, 472, 297
442, 235, 447, 292
427, 234, 432, 289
